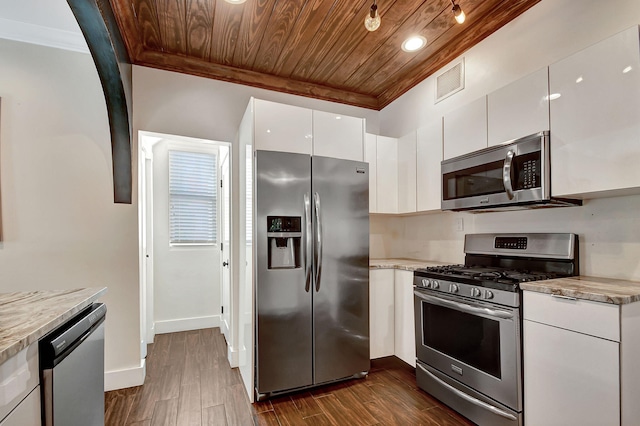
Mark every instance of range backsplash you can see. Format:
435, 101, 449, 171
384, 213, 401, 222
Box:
371, 193, 640, 281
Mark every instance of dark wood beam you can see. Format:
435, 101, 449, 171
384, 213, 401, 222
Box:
67, 0, 133, 204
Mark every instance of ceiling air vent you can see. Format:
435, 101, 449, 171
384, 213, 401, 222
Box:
435, 58, 465, 103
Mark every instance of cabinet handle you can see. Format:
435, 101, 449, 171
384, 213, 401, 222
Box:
551, 294, 578, 301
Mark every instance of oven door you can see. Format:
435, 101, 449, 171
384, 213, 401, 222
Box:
441, 131, 549, 211
413, 288, 522, 411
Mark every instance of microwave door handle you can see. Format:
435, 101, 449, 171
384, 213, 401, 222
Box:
503, 150, 515, 200
414, 290, 514, 320
416, 364, 518, 422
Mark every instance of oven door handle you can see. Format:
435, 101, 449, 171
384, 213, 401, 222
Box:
417, 363, 518, 421
414, 291, 514, 320
503, 149, 515, 200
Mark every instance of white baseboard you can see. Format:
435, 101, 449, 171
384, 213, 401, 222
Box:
221, 319, 230, 341
155, 315, 220, 334
105, 359, 146, 391
227, 345, 239, 368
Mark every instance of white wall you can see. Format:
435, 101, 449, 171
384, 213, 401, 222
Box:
0, 39, 141, 387
373, 0, 640, 282
151, 138, 222, 333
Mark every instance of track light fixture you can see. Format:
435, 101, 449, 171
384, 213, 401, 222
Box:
451, 0, 465, 24
364, 0, 381, 32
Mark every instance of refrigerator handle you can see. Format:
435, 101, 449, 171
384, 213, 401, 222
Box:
314, 192, 323, 291
304, 193, 312, 292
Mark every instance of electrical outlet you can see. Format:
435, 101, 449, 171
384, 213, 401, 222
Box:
455, 218, 464, 232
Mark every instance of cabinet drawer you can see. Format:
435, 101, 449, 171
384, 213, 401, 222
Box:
0, 343, 39, 422
523, 291, 619, 341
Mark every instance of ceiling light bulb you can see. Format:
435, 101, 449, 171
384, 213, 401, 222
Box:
402, 36, 427, 52
224, 0, 247, 4
452, 2, 465, 24
365, 1, 381, 32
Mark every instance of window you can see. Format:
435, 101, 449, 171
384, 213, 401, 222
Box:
169, 150, 217, 245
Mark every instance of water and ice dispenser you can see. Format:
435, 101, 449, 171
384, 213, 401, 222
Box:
267, 216, 301, 269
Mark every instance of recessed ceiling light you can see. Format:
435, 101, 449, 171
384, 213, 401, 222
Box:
402, 36, 427, 52
623, 66, 633, 74
576, 76, 583, 83
224, 0, 246, 4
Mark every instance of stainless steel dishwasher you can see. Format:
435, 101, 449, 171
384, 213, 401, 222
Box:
39, 303, 106, 426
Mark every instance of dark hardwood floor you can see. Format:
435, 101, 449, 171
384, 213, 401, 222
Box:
104, 328, 474, 426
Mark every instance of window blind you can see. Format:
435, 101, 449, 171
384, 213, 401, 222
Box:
169, 150, 217, 244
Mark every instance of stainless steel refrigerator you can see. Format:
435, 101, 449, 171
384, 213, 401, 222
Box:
254, 150, 370, 399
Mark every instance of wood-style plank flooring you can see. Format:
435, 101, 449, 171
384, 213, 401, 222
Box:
105, 328, 474, 426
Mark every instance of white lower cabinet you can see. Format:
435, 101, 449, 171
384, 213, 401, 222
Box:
523, 320, 619, 426
0, 386, 40, 426
394, 270, 416, 367
523, 291, 640, 426
369, 269, 395, 359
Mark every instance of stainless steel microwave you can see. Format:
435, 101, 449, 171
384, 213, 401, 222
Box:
441, 131, 581, 211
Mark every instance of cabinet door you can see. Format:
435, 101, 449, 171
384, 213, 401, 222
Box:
416, 119, 443, 212
397, 132, 417, 214
312, 110, 364, 161
376, 136, 398, 214
524, 320, 619, 426
254, 99, 313, 154
0, 387, 40, 426
549, 26, 640, 197
443, 96, 487, 160
394, 270, 416, 367
365, 134, 378, 213
488, 67, 550, 147
370, 269, 395, 359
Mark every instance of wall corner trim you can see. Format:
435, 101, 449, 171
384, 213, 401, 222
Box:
105, 359, 146, 391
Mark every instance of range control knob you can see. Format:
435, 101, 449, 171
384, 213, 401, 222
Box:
431, 280, 440, 289
471, 287, 481, 297
421, 278, 429, 287
484, 290, 494, 300
449, 284, 459, 293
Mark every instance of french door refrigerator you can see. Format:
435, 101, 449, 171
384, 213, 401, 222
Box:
254, 150, 370, 399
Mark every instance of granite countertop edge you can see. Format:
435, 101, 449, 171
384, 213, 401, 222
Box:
520, 277, 640, 305
370, 258, 445, 271
0, 287, 107, 365
371, 259, 640, 305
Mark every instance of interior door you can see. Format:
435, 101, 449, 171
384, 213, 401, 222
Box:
312, 156, 370, 384
219, 146, 231, 342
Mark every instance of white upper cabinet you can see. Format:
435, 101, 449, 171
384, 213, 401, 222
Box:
488, 67, 550, 147
253, 99, 312, 154
365, 133, 378, 213
416, 119, 443, 212
376, 136, 399, 214
549, 25, 640, 197
443, 96, 488, 160
397, 132, 417, 214
312, 110, 364, 161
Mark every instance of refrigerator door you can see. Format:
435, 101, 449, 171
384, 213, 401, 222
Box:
255, 150, 313, 393
312, 156, 370, 384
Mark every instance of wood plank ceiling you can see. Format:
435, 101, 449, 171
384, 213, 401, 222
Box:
109, 0, 540, 110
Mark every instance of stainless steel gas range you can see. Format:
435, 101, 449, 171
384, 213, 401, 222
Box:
413, 233, 578, 426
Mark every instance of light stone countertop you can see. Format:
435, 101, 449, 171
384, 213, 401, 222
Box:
0, 288, 107, 365
521, 276, 640, 305
370, 258, 447, 271
371, 259, 640, 305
